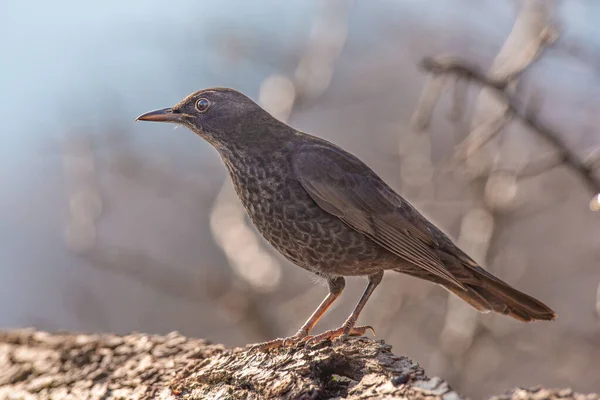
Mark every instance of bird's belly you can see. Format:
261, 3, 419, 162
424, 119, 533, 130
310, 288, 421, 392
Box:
241, 184, 386, 276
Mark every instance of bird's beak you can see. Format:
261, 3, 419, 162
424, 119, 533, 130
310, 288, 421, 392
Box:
136, 107, 183, 123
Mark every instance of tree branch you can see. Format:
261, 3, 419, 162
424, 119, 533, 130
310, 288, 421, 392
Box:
420, 56, 600, 196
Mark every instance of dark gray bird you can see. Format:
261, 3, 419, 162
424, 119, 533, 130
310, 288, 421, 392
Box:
137, 88, 556, 350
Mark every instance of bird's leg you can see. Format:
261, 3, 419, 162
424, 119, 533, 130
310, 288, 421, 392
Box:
248, 276, 345, 351
303, 271, 383, 347
282, 276, 346, 345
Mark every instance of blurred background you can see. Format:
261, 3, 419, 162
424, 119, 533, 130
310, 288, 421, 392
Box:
1, 0, 599, 398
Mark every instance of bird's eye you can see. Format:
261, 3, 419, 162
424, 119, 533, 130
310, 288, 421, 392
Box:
195, 98, 211, 113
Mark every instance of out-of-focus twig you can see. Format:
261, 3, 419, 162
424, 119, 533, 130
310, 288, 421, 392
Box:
411, 74, 448, 131
425, 0, 556, 358
448, 75, 469, 122
452, 109, 513, 162
515, 153, 565, 179
420, 57, 600, 197
584, 148, 600, 170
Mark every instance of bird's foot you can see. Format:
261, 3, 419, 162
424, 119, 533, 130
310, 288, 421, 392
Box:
247, 331, 309, 352
302, 325, 374, 348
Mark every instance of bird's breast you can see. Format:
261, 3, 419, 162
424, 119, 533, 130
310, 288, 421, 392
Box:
223, 153, 386, 275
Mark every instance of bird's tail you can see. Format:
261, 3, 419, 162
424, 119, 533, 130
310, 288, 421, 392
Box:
445, 266, 556, 322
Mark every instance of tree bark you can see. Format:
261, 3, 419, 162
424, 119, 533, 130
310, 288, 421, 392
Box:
0, 330, 595, 400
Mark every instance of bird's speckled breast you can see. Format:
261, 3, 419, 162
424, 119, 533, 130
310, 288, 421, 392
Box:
219, 148, 388, 276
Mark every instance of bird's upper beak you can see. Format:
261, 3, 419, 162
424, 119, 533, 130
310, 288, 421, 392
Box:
136, 107, 183, 123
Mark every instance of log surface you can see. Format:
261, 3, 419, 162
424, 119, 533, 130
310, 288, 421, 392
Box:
0, 330, 595, 400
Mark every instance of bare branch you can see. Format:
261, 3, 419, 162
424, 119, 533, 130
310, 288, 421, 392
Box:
516, 154, 565, 179
420, 57, 600, 195
591, 194, 600, 212
585, 147, 600, 170
410, 74, 449, 131
448, 75, 469, 122
451, 109, 512, 162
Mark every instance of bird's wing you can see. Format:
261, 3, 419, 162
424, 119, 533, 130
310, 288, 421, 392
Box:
293, 145, 466, 290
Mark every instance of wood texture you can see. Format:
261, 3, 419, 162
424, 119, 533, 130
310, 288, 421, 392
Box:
0, 330, 596, 400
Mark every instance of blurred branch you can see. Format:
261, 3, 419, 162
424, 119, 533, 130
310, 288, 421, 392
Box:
432, 0, 555, 359
410, 74, 448, 131
585, 148, 600, 170
420, 56, 600, 196
452, 109, 513, 162
515, 154, 565, 179
449, 75, 469, 122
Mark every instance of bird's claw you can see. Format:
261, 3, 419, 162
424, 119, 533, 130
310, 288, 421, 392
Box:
302, 325, 375, 348
247, 325, 375, 351
282, 333, 307, 347
247, 332, 309, 352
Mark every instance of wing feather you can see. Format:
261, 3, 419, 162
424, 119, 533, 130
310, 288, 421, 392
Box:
293, 146, 466, 290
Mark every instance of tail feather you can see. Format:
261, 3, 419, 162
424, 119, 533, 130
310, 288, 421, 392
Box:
446, 266, 556, 322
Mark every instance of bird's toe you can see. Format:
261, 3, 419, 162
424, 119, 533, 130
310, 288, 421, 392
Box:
303, 325, 375, 348
247, 332, 310, 352
247, 339, 286, 352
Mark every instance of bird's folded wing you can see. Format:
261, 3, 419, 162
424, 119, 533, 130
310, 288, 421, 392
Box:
293, 146, 465, 290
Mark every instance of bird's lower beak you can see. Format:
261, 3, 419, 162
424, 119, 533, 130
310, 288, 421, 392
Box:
136, 107, 183, 123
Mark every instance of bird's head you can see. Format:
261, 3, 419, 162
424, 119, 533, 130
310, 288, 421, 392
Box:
136, 88, 279, 149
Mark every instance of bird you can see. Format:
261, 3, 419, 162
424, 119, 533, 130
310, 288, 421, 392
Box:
136, 87, 556, 350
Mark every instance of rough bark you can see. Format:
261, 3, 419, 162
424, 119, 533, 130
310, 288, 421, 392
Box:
0, 330, 596, 400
